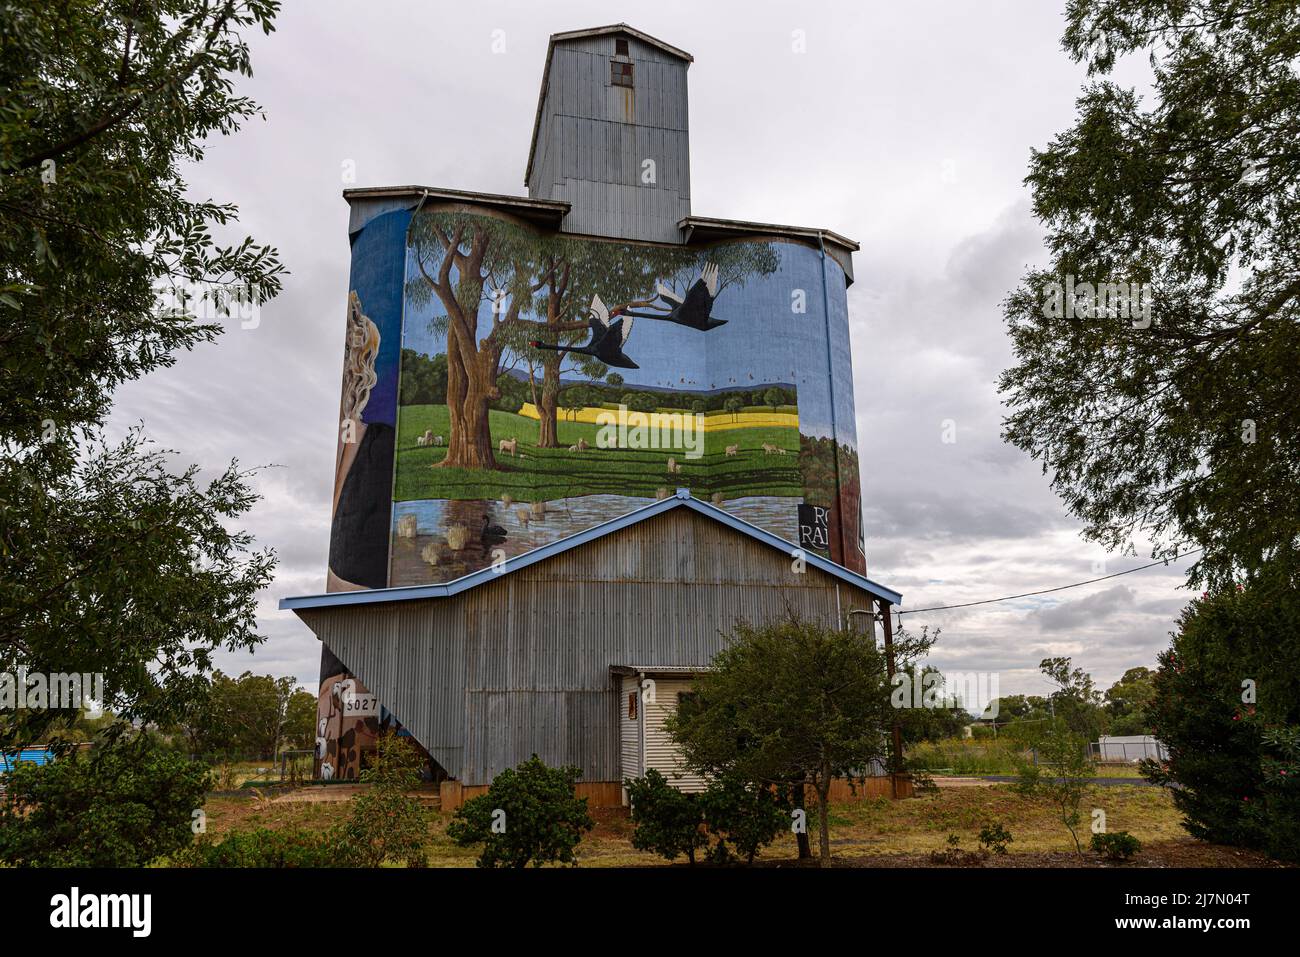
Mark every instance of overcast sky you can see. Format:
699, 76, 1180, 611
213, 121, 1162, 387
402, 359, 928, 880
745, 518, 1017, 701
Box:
106, 0, 1195, 701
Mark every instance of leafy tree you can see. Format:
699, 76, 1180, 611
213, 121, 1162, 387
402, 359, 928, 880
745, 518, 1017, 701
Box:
175, 670, 302, 759
1141, 566, 1300, 862
762, 387, 782, 411
0, 1, 281, 753
620, 391, 658, 414
1040, 656, 1106, 740
0, 734, 211, 867
341, 732, 429, 867
723, 396, 744, 422
669, 615, 910, 866
999, 0, 1300, 587
447, 755, 594, 868
1014, 659, 1100, 854
1104, 667, 1156, 736
626, 769, 707, 865
897, 665, 976, 744
283, 689, 317, 751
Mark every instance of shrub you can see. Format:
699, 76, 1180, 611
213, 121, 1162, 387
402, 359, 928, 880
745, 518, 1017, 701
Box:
447, 755, 594, 868
978, 822, 1013, 855
341, 732, 429, 867
0, 734, 211, 867
698, 773, 787, 865
928, 833, 987, 866
626, 769, 707, 865
1143, 566, 1300, 863
179, 827, 345, 868
1091, 830, 1142, 862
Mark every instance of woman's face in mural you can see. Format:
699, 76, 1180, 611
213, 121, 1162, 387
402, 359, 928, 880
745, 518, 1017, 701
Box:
327, 291, 388, 592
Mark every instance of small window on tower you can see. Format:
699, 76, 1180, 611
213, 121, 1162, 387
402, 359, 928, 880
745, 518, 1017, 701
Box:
615, 38, 629, 56
611, 59, 634, 88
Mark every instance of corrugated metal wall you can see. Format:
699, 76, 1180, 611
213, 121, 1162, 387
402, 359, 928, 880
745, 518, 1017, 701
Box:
307, 509, 877, 784
529, 34, 691, 243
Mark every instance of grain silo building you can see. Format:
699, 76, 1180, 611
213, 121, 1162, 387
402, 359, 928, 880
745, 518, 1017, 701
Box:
282, 24, 901, 795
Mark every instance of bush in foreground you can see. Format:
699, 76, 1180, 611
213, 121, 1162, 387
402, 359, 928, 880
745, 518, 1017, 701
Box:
447, 756, 594, 868
0, 735, 210, 867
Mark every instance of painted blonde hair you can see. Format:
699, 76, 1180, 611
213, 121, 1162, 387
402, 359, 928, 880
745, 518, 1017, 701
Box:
341, 291, 380, 423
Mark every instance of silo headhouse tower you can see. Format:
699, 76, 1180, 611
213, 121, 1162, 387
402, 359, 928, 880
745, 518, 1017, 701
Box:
282, 24, 902, 797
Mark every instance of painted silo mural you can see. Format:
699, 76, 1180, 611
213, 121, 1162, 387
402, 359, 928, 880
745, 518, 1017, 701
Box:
383, 205, 865, 585
318, 202, 864, 777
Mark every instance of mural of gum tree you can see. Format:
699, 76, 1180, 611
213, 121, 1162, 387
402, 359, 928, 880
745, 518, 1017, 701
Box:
406, 208, 778, 468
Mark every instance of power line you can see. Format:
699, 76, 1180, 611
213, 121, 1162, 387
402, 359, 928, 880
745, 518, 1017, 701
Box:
896, 549, 1202, 616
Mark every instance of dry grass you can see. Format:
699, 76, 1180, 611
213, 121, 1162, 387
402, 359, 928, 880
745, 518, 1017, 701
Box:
198, 783, 1281, 868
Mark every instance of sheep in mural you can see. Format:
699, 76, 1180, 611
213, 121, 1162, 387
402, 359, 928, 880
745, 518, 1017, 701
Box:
576, 437, 589, 451
416, 429, 433, 446
499, 437, 519, 457
762, 443, 786, 455
666, 457, 682, 474
725, 444, 739, 456
433, 435, 444, 446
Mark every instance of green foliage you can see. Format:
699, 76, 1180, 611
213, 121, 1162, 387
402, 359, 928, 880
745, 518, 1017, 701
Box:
1105, 667, 1156, 736
620, 391, 658, 413
175, 670, 307, 759
627, 770, 787, 866
626, 769, 707, 865
896, 666, 975, 744
999, 1, 1300, 586
669, 614, 926, 865
978, 821, 1013, 855
179, 827, 345, 868
0, 735, 211, 867
0, 1, 281, 751
1013, 659, 1099, 854
1142, 567, 1300, 862
447, 755, 594, 868
399, 349, 448, 406
341, 732, 429, 867
698, 773, 788, 865
1091, 830, 1141, 862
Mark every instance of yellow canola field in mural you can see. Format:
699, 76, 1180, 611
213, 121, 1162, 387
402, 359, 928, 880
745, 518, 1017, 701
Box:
518, 403, 800, 432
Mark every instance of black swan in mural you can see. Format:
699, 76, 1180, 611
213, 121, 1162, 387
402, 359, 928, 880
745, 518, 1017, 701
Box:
481, 514, 507, 546
531, 294, 640, 369
625, 262, 724, 331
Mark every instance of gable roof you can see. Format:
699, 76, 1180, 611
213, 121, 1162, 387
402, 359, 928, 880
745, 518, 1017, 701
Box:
280, 489, 901, 612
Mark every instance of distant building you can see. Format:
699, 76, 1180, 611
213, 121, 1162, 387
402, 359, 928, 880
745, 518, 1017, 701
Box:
1096, 735, 1167, 762
282, 24, 899, 794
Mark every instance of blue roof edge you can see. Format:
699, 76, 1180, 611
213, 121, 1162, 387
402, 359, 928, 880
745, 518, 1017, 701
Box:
280, 489, 902, 611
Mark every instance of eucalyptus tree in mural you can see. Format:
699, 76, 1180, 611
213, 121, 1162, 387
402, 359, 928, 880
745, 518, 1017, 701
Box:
406, 208, 779, 466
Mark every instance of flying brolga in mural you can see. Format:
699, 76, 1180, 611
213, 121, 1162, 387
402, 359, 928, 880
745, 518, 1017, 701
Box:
530, 262, 724, 367
531, 293, 641, 368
